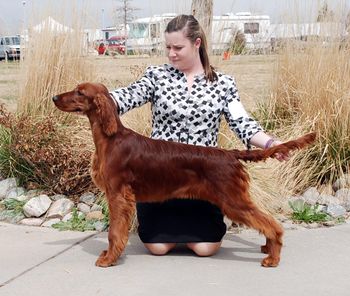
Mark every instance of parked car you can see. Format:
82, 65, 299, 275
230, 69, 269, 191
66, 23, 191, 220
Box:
0, 35, 21, 60
106, 36, 126, 55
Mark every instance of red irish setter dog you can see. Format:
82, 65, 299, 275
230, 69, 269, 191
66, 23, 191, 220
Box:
53, 82, 316, 268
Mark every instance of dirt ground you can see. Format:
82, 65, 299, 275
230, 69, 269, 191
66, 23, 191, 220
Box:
95, 54, 276, 111
0, 54, 276, 113
0, 62, 21, 112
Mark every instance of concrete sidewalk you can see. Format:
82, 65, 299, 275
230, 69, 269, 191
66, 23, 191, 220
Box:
1, 221, 350, 296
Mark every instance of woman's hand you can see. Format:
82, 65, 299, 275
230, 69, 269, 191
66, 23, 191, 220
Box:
249, 132, 290, 161
269, 140, 290, 161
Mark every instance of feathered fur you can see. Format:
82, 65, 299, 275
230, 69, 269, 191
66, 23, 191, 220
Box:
53, 82, 316, 268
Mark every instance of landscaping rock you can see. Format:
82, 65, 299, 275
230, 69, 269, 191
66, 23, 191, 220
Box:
79, 192, 96, 206
0, 178, 18, 200
335, 188, 350, 199
317, 194, 340, 206
42, 218, 61, 228
332, 174, 350, 191
91, 204, 103, 212
302, 187, 320, 205
46, 198, 74, 219
62, 212, 73, 222
20, 218, 44, 226
86, 211, 104, 221
51, 194, 68, 201
335, 188, 350, 211
23, 195, 52, 218
5, 187, 26, 200
323, 220, 336, 227
77, 203, 91, 214
326, 204, 346, 218
94, 221, 108, 231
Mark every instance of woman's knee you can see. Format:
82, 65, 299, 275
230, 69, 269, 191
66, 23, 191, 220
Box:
186, 242, 222, 257
144, 243, 176, 256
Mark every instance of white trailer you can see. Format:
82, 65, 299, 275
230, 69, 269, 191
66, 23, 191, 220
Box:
126, 12, 271, 54
212, 12, 271, 53
126, 13, 176, 54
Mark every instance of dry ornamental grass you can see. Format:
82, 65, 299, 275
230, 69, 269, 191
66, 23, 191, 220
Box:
1, 2, 349, 215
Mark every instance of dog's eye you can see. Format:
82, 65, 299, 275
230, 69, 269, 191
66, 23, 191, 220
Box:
77, 90, 83, 96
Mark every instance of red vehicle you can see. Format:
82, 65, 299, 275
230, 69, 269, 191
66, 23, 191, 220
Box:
107, 36, 126, 55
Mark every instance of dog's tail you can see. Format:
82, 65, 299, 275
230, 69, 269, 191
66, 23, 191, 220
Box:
232, 132, 316, 162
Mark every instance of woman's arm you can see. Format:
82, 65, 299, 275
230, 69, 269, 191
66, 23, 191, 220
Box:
222, 78, 288, 160
249, 131, 276, 149
222, 79, 263, 148
109, 66, 156, 115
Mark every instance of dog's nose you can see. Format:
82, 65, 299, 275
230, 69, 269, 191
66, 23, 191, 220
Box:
52, 96, 59, 102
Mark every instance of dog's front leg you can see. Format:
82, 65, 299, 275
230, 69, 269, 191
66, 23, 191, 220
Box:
95, 188, 135, 267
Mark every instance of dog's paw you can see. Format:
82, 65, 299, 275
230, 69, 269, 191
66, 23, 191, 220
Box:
261, 256, 280, 267
95, 250, 117, 267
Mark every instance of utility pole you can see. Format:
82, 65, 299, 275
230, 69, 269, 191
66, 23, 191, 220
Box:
22, 0, 27, 34
101, 8, 105, 29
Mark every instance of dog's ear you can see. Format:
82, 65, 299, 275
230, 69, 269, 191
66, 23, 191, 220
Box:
94, 93, 118, 136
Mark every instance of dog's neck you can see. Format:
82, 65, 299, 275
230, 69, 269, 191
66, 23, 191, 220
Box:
87, 107, 124, 155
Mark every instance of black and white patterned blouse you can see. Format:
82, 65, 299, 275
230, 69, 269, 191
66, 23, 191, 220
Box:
110, 64, 262, 148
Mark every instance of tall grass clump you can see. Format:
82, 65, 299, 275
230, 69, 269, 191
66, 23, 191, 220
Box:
18, 5, 96, 117
256, 22, 350, 194
0, 3, 98, 196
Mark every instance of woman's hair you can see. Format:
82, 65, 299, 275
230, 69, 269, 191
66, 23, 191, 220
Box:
165, 14, 217, 82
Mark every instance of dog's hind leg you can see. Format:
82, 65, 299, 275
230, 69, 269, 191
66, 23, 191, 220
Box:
220, 194, 283, 267
95, 186, 135, 267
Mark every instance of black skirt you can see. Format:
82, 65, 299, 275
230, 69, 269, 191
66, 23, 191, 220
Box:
137, 198, 226, 243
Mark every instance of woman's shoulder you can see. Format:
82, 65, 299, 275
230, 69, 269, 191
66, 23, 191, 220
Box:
212, 70, 237, 90
214, 70, 235, 84
145, 63, 179, 74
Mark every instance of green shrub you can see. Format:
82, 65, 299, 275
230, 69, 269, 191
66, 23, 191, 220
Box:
1, 198, 26, 215
0, 198, 26, 223
288, 200, 329, 223
52, 208, 96, 232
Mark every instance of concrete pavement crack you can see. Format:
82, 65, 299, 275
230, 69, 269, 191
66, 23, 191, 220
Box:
0, 232, 99, 288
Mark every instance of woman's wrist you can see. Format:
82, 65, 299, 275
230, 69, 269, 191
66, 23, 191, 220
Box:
264, 138, 275, 149
249, 131, 278, 149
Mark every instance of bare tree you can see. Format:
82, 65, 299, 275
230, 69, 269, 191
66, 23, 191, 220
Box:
115, 0, 139, 55
317, 1, 335, 22
191, 0, 213, 52
345, 10, 350, 33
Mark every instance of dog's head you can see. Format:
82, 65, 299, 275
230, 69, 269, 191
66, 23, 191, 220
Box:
52, 82, 118, 136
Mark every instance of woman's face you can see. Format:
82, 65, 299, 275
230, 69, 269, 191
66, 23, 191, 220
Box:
165, 30, 201, 73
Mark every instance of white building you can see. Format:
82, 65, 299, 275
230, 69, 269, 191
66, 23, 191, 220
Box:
126, 13, 176, 54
